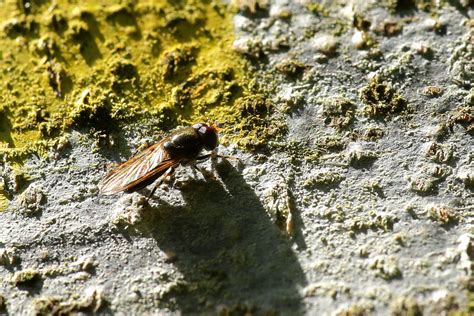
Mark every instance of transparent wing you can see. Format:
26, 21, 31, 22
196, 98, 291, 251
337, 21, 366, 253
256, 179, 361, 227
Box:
98, 140, 177, 194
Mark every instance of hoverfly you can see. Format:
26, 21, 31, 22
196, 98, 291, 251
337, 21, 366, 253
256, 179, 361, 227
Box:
98, 123, 223, 199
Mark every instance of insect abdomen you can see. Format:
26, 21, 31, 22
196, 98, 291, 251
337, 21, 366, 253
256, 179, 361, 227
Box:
124, 170, 167, 193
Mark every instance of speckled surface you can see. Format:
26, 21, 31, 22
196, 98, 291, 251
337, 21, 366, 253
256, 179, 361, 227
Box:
1, 0, 473, 315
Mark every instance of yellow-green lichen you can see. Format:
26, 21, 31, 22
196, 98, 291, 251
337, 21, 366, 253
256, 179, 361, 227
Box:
275, 59, 307, 79
390, 296, 423, 316
303, 171, 344, 189
32, 287, 105, 315
0, 179, 8, 211
0, 0, 274, 210
335, 302, 374, 316
368, 255, 402, 280
0, 0, 262, 153
10, 268, 42, 286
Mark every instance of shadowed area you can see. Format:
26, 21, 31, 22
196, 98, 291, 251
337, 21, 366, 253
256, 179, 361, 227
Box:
138, 160, 307, 314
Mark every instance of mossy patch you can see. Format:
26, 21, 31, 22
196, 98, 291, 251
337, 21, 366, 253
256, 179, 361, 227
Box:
368, 255, 402, 280
0, 0, 261, 155
0, 0, 274, 209
359, 76, 409, 119
275, 59, 307, 79
349, 214, 396, 234
304, 171, 344, 189
446, 105, 473, 135
306, 3, 329, 17
320, 97, 356, 130
410, 176, 438, 196
10, 268, 42, 286
426, 142, 453, 164
390, 297, 423, 316
386, 0, 436, 13
428, 205, 459, 227
32, 288, 106, 315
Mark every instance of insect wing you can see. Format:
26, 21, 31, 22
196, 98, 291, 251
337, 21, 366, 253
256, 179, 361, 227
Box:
99, 141, 176, 194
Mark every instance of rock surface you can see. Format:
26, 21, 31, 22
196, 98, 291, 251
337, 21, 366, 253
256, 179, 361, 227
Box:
0, 0, 473, 315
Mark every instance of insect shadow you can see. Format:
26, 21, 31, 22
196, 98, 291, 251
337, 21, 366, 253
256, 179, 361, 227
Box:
138, 159, 308, 314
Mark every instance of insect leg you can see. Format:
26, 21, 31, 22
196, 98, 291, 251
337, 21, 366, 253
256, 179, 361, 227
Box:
196, 153, 240, 161
195, 152, 240, 176
192, 164, 216, 181
131, 142, 150, 158
147, 166, 175, 200
196, 153, 212, 161
216, 154, 240, 161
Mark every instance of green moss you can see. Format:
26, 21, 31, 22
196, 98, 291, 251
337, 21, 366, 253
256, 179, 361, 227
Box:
410, 176, 437, 196
353, 13, 371, 32
0, 247, 20, 266
0, 0, 261, 155
359, 126, 385, 141
219, 94, 280, 149
32, 296, 65, 315
422, 86, 443, 97
306, 3, 329, 17
347, 148, 379, 167
16, 185, 46, 216
0, 0, 277, 210
430, 165, 451, 180
360, 76, 408, 119
275, 59, 307, 79
320, 97, 356, 130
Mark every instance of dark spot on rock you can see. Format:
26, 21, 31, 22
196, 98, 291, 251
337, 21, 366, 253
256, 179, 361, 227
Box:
111, 60, 138, 80
162, 46, 196, 81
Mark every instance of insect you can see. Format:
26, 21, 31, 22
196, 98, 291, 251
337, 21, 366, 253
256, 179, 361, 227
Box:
98, 123, 223, 199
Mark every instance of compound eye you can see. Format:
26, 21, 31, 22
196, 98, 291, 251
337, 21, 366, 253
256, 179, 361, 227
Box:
198, 126, 207, 135
193, 123, 204, 130
163, 141, 174, 150
202, 126, 218, 150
